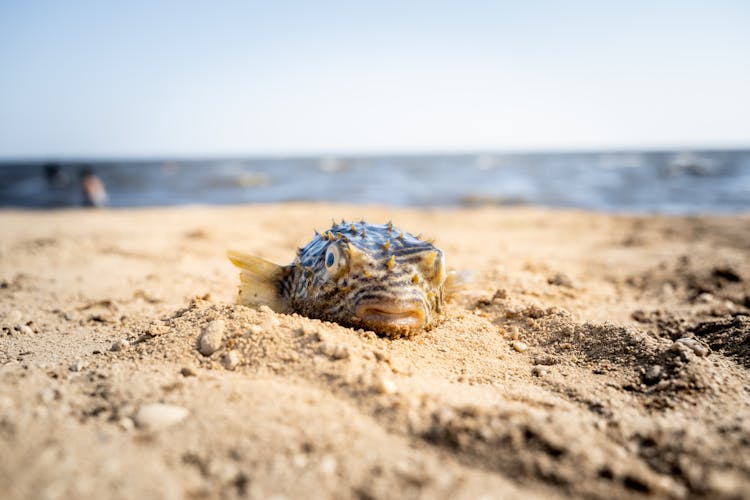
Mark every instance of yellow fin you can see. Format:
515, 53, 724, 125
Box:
227, 250, 289, 313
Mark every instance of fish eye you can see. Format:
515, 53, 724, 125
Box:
324, 244, 347, 277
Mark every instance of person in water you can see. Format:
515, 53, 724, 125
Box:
80, 168, 109, 207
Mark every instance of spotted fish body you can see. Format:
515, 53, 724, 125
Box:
228, 221, 447, 338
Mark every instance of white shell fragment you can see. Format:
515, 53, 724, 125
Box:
222, 350, 240, 370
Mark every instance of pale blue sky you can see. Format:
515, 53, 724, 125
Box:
1, 0, 749, 157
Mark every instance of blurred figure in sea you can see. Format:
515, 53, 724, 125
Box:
80, 168, 109, 207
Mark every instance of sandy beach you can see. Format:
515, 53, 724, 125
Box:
1, 203, 749, 499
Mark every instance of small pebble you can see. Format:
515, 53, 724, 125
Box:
180, 367, 196, 377
673, 337, 710, 357
110, 339, 129, 352
512, 340, 528, 353
531, 366, 548, 377
223, 350, 240, 370
134, 403, 189, 430
644, 365, 663, 384
199, 320, 225, 356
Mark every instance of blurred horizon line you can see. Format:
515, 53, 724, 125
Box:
2, 142, 750, 164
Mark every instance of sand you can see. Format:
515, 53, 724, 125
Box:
1, 203, 749, 499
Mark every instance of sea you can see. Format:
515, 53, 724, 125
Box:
1, 150, 749, 213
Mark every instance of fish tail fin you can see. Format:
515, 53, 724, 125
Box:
444, 270, 473, 301
227, 250, 289, 313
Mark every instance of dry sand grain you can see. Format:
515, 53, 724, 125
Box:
1, 204, 749, 499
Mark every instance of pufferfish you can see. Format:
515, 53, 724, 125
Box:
227, 221, 451, 338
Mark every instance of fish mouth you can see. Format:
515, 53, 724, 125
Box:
355, 301, 426, 333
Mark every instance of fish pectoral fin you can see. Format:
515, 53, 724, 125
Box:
227, 250, 289, 313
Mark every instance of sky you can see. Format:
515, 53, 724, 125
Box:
1, 0, 749, 158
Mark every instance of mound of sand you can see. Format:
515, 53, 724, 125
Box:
1, 204, 749, 499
